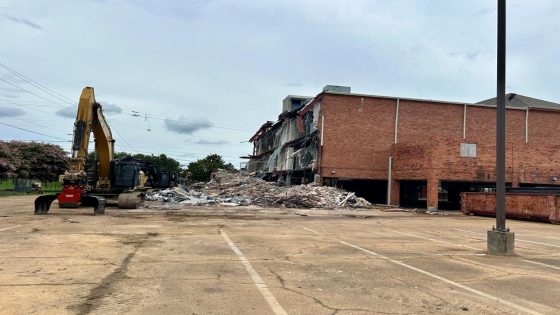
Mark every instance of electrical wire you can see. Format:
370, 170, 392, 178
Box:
0, 98, 53, 115
0, 121, 69, 141
133, 113, 253, 132
0, 78, 69, 107
0, 62, 74, 105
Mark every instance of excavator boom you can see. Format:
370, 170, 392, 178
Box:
35, 87, 116, 214
34, 86, 172, 215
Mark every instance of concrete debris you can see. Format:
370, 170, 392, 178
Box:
145, 169, 372, 209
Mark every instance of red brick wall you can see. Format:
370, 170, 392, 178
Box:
320, 94, 396, 179
398, 99, 463, 142
318, 93, 560, 207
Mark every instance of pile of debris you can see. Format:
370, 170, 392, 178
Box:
145, 169, 371, 209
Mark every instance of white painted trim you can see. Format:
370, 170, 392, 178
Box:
463, 104, 467, 139
525, 108, 529, 143
394, 99, 399, 144
320, 115, 324, 146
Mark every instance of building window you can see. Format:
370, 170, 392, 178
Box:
460, 143, 477, 157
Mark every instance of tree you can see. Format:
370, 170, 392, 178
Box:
0, 142, 21, 179
186, 154, 232, 182
0, 141, 68, 181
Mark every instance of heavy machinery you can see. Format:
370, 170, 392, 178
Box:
34, 87, 155, 215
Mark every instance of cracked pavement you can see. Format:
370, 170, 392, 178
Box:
1, 195, 560, 314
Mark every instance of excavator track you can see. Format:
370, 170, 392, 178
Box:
117, 192, 145, 209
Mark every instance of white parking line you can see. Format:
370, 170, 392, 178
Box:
522, 259, 560, 271
339, 240, 543, 315
0, 225, 22, 232
388, 229, 482, 251
220, 230, 287, 315
454, 228, 560, 249
303, 227, 322, 235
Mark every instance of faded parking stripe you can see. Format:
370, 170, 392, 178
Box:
0, 225, 22, 232
220, 229, 288, 315
339, 240, 543, 315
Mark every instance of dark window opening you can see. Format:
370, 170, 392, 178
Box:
438, 181, 498, 210
330, 179, 388, 204
400, 180, 427, 208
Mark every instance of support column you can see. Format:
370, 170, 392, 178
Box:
286, 170, 292, 186
427, 177, 439, 211
389, 179, 399, 206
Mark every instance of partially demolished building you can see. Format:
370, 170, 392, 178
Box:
246, 95, 318, 185
245, 85, 560, 211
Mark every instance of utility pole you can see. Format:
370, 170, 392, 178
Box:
488, 0, 515, 255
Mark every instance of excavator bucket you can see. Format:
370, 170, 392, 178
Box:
81, 195, 107, 215
34, 194, 59, 215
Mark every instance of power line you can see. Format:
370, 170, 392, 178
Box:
0, 61, 74, 105
133, 113, 253, 132
1, 62, 252, 133
108, 121, 138, 153
0, 77, 68, 107
0, 98, 57, 115
0, 121, 69, 141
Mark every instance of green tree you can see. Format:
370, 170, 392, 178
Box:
186, 154, 231, 182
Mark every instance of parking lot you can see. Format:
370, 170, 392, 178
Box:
1, 195, 560, 314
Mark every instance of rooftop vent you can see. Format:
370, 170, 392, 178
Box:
323, 85, 351, 93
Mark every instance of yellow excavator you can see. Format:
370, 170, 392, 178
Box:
34, 87, 148, 214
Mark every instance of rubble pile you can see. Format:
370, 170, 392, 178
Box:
145, 169, 372, 209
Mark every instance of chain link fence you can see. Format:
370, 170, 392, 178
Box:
0, 179, 61, 195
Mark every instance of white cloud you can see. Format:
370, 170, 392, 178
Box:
99, 101, 122, 114
55, 106, 75, 118
1, 0, 559, 167
193, 139, 229, 145
0, 106, 24, 117
164, 117, 213, 134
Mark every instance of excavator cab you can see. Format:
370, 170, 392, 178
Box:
111, 158, 142, 189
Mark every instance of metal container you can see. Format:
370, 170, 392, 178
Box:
461, 192, 560, 224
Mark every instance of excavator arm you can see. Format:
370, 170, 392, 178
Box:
35, 86, 151, 214
35, 87, 114, 214
66, 87, 115, 187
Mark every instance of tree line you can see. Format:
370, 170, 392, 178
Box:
1, 141, 234, 183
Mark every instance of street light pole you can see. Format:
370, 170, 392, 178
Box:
488, 0, 515, 255
496, 0, 506, 232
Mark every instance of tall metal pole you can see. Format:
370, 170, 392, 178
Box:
496, 0, 507, 232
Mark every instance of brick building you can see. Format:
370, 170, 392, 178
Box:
245, 86, 560, 210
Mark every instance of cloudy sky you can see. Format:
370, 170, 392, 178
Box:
0, 0, 559, 167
